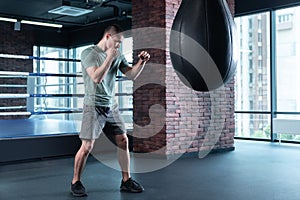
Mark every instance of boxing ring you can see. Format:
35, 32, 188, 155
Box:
0, 69, 83, 137
0, 52, 133, 162
0, 53, 85, 162
0, 119, 80, 138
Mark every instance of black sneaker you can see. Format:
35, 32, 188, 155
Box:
71, 181, 87, 197
120, 178, 144, 193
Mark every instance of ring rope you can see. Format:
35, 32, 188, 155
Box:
0, 94, 84, 98
0, 53, 80, 62
0, 84, 27, 88
0, 112, 31, 116
0, 106, 27, 110
0, 71, 82, 77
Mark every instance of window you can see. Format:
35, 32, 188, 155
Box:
31, 47, 80, 121
275, 6, 300, 114
258, 74, 263, 82
235, 5, 300, 143
258, 18, 262, 29
277, 8, 294, 30
277, 13, 293, 23
258, 60, 262, 69
248, 18, 253, 29
235, 113, 271, 139
258, 32, 262, 42
258, 46, 262, 56
116, 37, 134, 129
249, 59, 253, 68
235, 12, 271, 139
249, 32, 253, 38
275, 4, 300, 136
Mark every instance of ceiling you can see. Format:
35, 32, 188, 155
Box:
1, 0, 300, 28
0, 0, 132, 29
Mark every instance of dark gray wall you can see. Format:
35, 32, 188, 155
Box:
33, 28, 69, 48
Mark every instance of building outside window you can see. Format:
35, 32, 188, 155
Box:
235, 5, 300, 142
235, 12, 271, 139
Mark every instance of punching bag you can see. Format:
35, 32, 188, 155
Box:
170, 0, 237, 91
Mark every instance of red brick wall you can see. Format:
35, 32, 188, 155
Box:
132, 0, 235, 157
0, 22, 34, 119
132, 0, 167, 153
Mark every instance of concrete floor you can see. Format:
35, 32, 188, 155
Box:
1, 140, 300, 200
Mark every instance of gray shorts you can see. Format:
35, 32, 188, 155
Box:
79, 104, 126, 140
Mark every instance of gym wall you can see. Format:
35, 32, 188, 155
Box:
0, 22, 34, 119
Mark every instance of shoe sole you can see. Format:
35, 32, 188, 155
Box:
70, 191, 88, 197
120, 187, 144, 193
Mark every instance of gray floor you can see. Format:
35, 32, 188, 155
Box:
1, 140, 300, 200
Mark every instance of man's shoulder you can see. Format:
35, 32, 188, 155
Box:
82, 46, 95, 54
81, 46, 101, 60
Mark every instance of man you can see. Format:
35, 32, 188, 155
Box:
71, 24, 150, 197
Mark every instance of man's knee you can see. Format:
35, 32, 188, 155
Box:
116, 134, 128, 150
81, 140, 95, 154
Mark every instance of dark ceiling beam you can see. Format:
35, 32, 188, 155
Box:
68, 17, 131, 48
0, 0, 131, 27
235, 0, 300, 16
33, 17, 131, 48
0, 12, 85, 27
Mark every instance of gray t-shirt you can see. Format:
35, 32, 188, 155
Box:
81, 45, 129, 107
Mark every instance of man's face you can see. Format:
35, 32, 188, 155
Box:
107, 33, 123, 49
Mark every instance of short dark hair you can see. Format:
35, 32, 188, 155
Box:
104, 24, 123, 35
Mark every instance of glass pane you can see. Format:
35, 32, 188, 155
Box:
234, 12, 271, 112
235, 113, 271, 139
275, 6, 300, 112
273, 114, 300, 142
120, 111, 133, 130
39, 47, 67, 58
116, 37, 133, 129
122, 37, 133, 63
32, 46, 82, 121
39, 47, 68, 74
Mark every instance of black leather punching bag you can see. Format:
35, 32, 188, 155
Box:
170, 0, 237, 91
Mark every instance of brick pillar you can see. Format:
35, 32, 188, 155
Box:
0, 22, 34, 119
132, 0, 235, 157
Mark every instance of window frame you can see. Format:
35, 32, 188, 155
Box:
235, 5, 300, 143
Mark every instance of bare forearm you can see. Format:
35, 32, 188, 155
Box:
92, 59, 113, 83
121, 51, 150, 80
126, 60, 146, 80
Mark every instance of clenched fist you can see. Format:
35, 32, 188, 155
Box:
106, 47, 119, 60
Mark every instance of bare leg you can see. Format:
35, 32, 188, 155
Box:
115, 134, 131, 182
72, 139, 95, 184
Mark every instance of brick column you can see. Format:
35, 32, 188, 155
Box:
132, 0, 235, 158
0, 22, 34, 119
